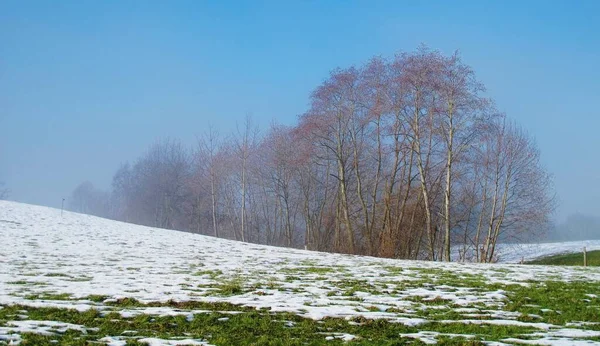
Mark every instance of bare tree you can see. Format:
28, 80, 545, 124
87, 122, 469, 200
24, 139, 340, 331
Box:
436, 52, 491, 261
193, 126, 223, 237
0, 182, 10, 200
305, 67, 361, 253
293, 120, 337, 251
69, 181, 110, 217
233, 115, 259, 242
400, 48, 446, 260
112, 163, 134, 222
478, 119, 554, 262
258, 123, 303, 247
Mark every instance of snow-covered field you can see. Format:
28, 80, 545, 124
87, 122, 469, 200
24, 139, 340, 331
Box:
1, 200, 600, 345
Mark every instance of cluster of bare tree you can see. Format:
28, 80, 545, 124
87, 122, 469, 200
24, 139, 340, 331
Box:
71, 47, 554, 262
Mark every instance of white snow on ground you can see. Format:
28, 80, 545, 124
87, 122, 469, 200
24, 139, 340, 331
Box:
1, 200, 600, 345
137, 338, 213, 346
98, 337, 213, 346
0, 320, 89, 336
0, 320, 90, 345
399, 331, 475, 344
323, 333, 357, 341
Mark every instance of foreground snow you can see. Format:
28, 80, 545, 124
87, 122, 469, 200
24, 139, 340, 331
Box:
1, 201, 600, 345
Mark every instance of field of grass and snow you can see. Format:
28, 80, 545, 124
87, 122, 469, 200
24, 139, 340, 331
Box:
492, 241, 600, 264
1, 201, 600, 345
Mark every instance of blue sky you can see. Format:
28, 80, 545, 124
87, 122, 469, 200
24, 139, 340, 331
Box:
1, 0, 599, 222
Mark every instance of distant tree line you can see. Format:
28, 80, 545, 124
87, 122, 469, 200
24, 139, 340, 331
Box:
69, 47, 555, 262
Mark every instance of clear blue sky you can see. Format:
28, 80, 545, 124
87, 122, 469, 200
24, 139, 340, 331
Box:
1, 0, 599, 222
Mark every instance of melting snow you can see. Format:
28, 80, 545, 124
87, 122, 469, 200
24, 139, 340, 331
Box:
1, 201, 600, 345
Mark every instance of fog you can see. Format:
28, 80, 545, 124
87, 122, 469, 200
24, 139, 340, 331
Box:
1, 1, 599, 243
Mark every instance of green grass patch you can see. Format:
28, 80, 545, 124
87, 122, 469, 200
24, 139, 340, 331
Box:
193, 269, 223, 279
526, 250, 600, 266
281, 266, 334, 275
218, 280, 244, 296
86, 295, 110, 303
44, 273, 71, 277
6, 280, 48, 286
504, 280, 600, 325
24, 293, 73, 301
0, 304, 539, 345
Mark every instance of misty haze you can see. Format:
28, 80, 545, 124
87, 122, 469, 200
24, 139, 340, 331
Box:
1, 1, 600, 345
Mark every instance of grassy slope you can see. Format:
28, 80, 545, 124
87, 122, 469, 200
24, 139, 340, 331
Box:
527, 250, 600, 266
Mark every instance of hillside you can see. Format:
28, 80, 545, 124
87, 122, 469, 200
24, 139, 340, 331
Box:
493, 240, 600, 263
527, 250, 600, 266
1, 201, 600, 345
